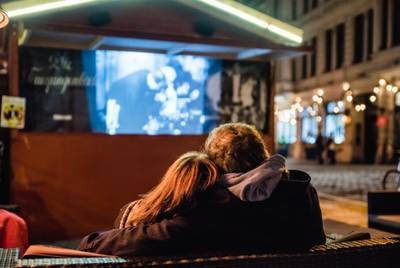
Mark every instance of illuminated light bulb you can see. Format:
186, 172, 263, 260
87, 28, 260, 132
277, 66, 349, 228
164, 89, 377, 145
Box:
342, 82, 350, 91
310, 110, 316, 116
355, 105, 361, 112
373, 86, 380, 94
312, 95, 319, 102
342, 115, 351, 124
360, 104, 366, 111
317, 88, 324, 96
379, 78, 387, 87
290, 118, 296, 125
316, 97, 323, 104
295, 96, 302, 103
333, 107, 340, 113
386, 84, 393, 91
346, 95, 353, 103
316, 116, 322, 122
369, 95, 376, 103
392, 86, 399, 93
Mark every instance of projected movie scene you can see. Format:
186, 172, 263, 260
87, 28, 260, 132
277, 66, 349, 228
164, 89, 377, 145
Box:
97, 51, 215, 135
19, 47, 270, 135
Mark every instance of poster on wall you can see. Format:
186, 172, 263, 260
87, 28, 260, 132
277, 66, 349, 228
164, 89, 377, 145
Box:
204, 61, 269, 133
19, 47, 271, 134
0, 95, 26, 129
19, 47, 96, 132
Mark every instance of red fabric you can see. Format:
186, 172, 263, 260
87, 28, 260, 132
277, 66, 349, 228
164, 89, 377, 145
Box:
0, 209, 28, 255
376, 115, 388, 128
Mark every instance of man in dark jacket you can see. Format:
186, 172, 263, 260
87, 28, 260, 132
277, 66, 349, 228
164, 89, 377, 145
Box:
78, 123, 325, 256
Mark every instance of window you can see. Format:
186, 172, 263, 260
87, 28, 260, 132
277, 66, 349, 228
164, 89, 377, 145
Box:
336, 23, 345, 69
273, 0, 279, 18
325, 29, 333, 72
291, 58, 297, 82
311, 0, 318, 9
302, 116, 318, 144
276, 109, 296, 144
303, 0, 309, 15
367, 9, 374, 58
353, 13, 364, 64
292, 0, 297, 20
301, 54, 308, 79
381, 0, 389, 50
392, 0, 400, 46
311, 37, 317, 76
324, 102, 345, 144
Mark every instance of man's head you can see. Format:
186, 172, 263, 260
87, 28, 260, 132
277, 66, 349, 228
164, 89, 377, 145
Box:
203, 123, 269, 174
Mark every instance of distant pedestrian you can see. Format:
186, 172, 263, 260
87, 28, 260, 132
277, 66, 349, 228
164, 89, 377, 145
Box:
325, 137, 336, 165
315, 133, 324, 165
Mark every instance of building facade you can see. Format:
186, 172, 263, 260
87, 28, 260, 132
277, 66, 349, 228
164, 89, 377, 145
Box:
270, 0, 400, 163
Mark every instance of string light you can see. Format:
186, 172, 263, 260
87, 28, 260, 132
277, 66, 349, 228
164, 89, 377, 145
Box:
342, 82, 350, 91
369, 95, 377, 103
317, 88, 324, 96
346, 95, 353, 103
386, 84, 393, 92
392, 86, 399, 93
379, 78, 387, 87
373, 86, 380, 94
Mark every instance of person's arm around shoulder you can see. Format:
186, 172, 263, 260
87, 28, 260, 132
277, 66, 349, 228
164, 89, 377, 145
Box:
79, 214, 193, 256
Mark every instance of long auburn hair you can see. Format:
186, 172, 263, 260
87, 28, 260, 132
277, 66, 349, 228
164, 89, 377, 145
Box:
126, 151, 218, 226
204, 123, 269, 173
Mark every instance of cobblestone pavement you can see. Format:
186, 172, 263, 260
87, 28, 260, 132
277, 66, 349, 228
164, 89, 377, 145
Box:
287, 159, 397, 201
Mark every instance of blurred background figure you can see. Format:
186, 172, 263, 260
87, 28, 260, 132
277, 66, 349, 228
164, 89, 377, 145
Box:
325, 136, 336, 165
315, 133, 324, 165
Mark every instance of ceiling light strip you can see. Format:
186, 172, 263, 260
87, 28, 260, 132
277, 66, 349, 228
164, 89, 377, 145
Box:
197, 0, 269, 29
196, 0, 302, 44
4, 0, 98, 18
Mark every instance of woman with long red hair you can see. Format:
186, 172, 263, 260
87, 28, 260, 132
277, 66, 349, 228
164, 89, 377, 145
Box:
116, 151, 219, 228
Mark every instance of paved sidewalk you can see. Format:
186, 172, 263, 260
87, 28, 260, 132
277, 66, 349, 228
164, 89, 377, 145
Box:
287, 159, 395, 200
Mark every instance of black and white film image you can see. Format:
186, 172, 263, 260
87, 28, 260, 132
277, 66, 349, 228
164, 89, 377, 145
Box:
205, 61, 269, 133
20, 47, 270, 134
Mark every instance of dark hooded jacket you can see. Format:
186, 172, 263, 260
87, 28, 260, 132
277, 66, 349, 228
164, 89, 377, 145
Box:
78, 169, 325, 256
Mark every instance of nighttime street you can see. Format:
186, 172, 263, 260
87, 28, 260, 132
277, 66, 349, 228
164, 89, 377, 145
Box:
0, 0, 400, 267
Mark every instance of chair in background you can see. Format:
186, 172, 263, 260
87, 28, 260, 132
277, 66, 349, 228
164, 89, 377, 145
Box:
367, 191, 400, 234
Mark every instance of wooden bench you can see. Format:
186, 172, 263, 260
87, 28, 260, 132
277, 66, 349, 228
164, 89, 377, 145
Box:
3, 237, 400, 268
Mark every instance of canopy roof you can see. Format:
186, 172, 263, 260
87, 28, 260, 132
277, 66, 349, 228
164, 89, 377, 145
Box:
0, 0, 307, 61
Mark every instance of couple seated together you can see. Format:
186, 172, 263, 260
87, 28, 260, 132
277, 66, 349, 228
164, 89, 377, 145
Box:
79, 123, 326, 256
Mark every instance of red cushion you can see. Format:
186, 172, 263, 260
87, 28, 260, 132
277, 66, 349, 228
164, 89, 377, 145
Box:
0, 209, 28, 255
